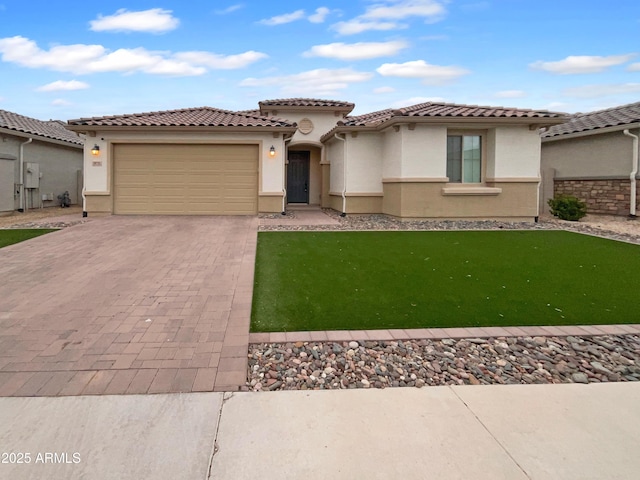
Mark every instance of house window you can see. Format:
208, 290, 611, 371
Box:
447, 135, 481, 183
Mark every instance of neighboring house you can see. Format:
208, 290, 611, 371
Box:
541, 101, 640, 216
0, 110, 84, 213
67, 98, 565, 220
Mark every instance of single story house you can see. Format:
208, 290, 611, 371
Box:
67, 98, 565, 221
541, 101, 640, 216
0, 110, 84, 213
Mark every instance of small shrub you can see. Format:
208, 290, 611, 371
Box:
548, 195, 587, 221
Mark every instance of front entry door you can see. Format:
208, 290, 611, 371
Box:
287, 151, 310, 203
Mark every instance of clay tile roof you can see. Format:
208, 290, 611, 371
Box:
342, 102, 565, 127
0, 109, 83, 145
67, 106, 295, 128
343, 108, 395, 126
259, 98, 355, 109
542, 101, 640, 138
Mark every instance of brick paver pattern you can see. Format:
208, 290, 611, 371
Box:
0, 216, 257, 396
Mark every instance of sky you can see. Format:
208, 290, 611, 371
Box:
0, 0, 639, 122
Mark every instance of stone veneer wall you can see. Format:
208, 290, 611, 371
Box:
554, 178, 640, 216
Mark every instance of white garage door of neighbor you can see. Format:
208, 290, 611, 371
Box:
114, 144, 259, 215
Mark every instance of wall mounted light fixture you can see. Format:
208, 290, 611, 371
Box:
269, 145, 276, 157
91, 144, 100, 156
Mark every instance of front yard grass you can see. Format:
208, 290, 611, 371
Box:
0, 229, 57, 248
251, 230, 639, 332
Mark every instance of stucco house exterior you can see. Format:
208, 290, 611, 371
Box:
67, 98, 565, 220
541, 101, 640, 217
1, 110, 84, 213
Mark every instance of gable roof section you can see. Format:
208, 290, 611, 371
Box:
259, 98, 354, 108
0, 109, 83, 146
321, 102, 566, 141
67, 106, 296, 129
346, 102, 564, 126
542, 101, 640, 139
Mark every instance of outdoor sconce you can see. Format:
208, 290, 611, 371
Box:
269, 145, 276, 157
91, 144, 100, 156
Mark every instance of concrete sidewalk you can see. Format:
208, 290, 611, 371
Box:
1, 383, 639, 480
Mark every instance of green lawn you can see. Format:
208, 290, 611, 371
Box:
0, 229, 57, 248
251, 230, 639, 332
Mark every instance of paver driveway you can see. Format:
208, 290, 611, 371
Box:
0, 216, 257, 396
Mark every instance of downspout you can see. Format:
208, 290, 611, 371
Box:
282, 135, 293, 215
623, 129, 639, 218
334, 134, 347, 216
18, 138, 33, 212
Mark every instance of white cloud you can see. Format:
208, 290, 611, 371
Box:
376, 60, 469, 85
361, 0, 446, 20
175, 51, 267, 69
90, 8, 179, 33
334, 0, 446, 35
259, 9, 305, 26
51, 99, 71, 106
333, 20, 403, 35
37, 80, 89, 92
215, 4, 244, 15
494, 90, 526, 98
308, 7, 331, 23
0, 36, 265, 76
303, 41, 408, 61
562, 83, 640, 98
240, 68, 373, 96
392, 96, 447, 107
628, 62, 640, 72
374, 86, 396, 93
530, 54, 636, 74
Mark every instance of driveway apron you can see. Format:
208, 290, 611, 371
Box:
0, 215, 257, 396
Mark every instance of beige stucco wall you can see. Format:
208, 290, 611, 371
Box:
344, 132, 383, 193
263, 109, 344, 147
540, 128, 640, 213
541, 129, 639, 179
321, 164, 331, 208
82, 130, 286, 212
381, 128, 402, 178
401, 125, 448, 178
0, 134, 82, 211
326, 137, 345, 194
492, 126, 541, 178
382, 181, 537, 219
323, 122, 543, 219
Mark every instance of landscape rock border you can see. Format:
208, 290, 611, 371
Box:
248, 335, 639, 391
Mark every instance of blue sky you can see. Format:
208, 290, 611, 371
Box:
1, 0, 639, 121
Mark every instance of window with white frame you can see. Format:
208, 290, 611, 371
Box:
447, 135, 482, 183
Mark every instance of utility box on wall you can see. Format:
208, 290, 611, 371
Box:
25, 162, 40, 189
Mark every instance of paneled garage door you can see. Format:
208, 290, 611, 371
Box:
113, 144, 258, 215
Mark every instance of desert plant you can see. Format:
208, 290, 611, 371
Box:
548, 195, 587, 221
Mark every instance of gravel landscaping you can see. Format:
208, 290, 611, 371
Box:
252, 210, 640, 391
259, 209, 640, 245
248, 335, 640, 391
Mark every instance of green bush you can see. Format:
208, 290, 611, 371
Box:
548, 195, 587, 221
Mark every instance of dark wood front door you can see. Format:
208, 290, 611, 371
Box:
287, 151, 310, 203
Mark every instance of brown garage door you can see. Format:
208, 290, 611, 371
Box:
114, 144, 258, 215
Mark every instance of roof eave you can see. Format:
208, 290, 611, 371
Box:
385, 115, 567, 127
542, 122, 640, 142
321, 115, 567, 142
0, 126, 84, 148
66, 125, 298, 134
